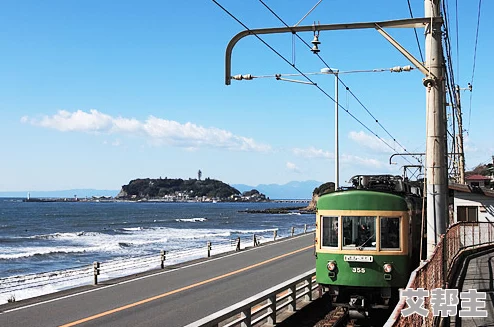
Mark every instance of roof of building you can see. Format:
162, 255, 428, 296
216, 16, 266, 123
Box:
465, 174, 491, 181
449, 183, 494, 198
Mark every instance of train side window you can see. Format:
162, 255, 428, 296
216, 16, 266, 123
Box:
322, 216, 338, 247
380, 217, 400, 250
342, 216, 376, 249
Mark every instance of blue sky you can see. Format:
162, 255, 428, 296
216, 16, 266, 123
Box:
0, 0, 492, 192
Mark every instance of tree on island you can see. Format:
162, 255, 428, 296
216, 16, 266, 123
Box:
198, 170, 202, 181
117, 177, 241, 200
242, 189, 260, 197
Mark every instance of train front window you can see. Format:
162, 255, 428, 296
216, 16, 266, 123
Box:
380, 217, 401, 250
342, 216, 376, 249
322, 216, 338, 247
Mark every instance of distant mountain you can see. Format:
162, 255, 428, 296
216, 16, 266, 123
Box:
0, 189, 119, 198
231, 180, 324, 199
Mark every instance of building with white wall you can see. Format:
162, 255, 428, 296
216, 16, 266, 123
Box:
465, 174, 491, 188
449, 183, 494, 223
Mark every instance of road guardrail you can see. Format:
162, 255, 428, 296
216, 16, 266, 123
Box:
184, 269, 318, 327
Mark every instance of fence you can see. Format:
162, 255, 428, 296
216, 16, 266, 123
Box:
386, 221, 494, 327
0, 224, 314, 303
184, 269, 318, 327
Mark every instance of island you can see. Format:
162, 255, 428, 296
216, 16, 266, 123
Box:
116, 177, 268, 202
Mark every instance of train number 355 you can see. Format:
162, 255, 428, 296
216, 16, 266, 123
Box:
352, 267, 366, 273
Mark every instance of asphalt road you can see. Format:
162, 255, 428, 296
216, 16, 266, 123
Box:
0, 233, 315, 327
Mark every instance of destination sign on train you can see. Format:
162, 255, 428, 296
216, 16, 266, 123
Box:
343, 255, 373, 262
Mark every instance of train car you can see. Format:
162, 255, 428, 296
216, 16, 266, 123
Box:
315, 174, 424, 315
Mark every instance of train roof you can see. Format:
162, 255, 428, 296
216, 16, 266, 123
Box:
317, 190, 408, 211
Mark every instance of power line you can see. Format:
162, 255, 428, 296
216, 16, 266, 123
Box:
442, 0, 465, 180
212, 0, 414, 164
256, 0, 420, 164
468, 0, 482, 132
406, 0, 424, 63
455, 0, 460, 82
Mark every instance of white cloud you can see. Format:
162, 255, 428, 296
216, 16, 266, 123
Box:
22, 109, 271, 152
290, 145, 390, 171
33, 109, 113, 132
348, 131, 395, 154
463, 134, 478, 153
292, 146, 333, 159
290, 145, 386, 168
340, 154, 386, 169
286, 162, 302, 173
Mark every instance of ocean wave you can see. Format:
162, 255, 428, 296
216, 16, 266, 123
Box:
0, 247, 91, 260
287, 212, 301, 215
121, 227, 144, 231
230, 228, 278, 234
29, 231, 99, 239
175, 218, 207, 223
174, 231, 231, 239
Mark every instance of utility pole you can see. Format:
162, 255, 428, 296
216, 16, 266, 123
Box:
334, 70, 339, 190
424, 0, 448, 256
455, 85, 466, 184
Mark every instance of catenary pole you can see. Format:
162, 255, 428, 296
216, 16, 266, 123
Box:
425, 0, 448, 257
335, 70, 339, 190
455, 85, 466, 184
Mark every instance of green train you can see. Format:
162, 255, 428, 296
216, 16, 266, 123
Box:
315, 174, 424, 315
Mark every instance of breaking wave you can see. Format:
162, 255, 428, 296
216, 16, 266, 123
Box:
175, 218, 207, 222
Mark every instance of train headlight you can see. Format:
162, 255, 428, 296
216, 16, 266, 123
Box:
327, 261, 337, 271
383, 263, 393, 273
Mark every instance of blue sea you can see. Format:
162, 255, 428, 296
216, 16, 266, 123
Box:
0, 199, 313, 303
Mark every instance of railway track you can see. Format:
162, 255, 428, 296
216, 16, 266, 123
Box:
314, 306, 353, 327
275, 293, 392, 327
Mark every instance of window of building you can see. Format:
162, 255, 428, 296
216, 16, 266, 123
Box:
321, 216, 338, 247
342, 216, 376, 249
457, 206, 478, 222
380, 217, 401, 250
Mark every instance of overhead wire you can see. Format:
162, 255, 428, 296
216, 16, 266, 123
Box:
455, 0, 460, 82
406, 0, 425, 63
255, 0, 420, 165
442, 0, 464, 178
212, 0, 411, 161
442, 2, 457, 164
468, 0, 482, 132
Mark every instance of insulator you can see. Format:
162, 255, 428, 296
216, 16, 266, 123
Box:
402, 65, 413, 71
231, 74, 253, 81
311, 35, 321, 45
311, 44, 320, 54
391, 66, 402, 73
423, 77, 435, 87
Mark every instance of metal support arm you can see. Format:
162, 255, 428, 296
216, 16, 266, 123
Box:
225, 17, 443, 85
374, 24, 434, 78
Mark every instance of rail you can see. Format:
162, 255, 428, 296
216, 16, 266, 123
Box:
386, 221, 494, 327
184, 269, 318, 327
0, 225, 315, 303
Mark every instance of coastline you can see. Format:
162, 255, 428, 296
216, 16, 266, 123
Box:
21, 198, 311, 204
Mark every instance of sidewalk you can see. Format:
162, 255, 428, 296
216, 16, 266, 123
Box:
454, 249, 494, 327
